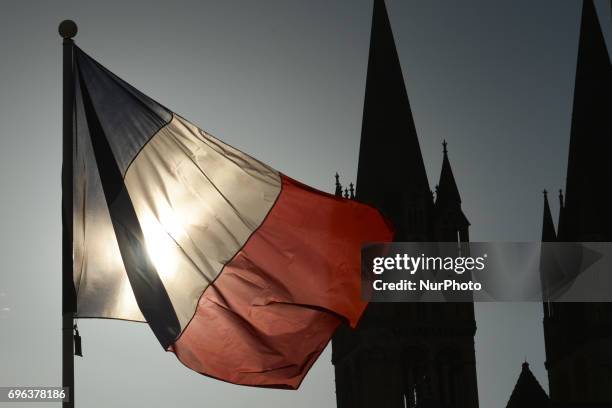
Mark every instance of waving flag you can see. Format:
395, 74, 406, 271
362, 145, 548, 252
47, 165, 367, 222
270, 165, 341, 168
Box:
71, 47, 393, 388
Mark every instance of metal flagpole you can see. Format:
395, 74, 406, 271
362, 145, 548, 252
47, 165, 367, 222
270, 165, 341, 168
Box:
59, 19, 77, 408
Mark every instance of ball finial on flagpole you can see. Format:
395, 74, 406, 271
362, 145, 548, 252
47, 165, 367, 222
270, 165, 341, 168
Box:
58, 20, 78, 39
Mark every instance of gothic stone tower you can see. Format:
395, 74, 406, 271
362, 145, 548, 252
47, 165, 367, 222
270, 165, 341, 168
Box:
331, 1, 478, 407
540, 0, 612, 405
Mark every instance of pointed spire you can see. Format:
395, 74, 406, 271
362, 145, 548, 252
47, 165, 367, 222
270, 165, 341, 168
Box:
557, 188, 566, 241
433, 142, 470, 236
435, 141, 462, 206
355, 0, 430, 212
505, 361, 550, 408
334, 172, 343, 197
542, 190, 557, 242
349, 183, 355, 199
562, 0, 612, 240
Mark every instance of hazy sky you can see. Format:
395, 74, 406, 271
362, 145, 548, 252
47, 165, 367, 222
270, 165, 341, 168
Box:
0, 1, 610, 407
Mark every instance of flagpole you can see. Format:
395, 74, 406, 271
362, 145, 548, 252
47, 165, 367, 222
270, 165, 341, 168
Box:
59, 19, 77, 408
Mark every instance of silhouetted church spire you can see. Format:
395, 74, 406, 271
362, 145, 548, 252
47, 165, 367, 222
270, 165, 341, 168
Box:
355, 0, 430, 231
540, 2, 612, 405
333, 2, 478, 407
556, 189, 566, 238
334, 173, 343, 197
541, 190, 557, 242
505, 362, 550, 408
434, 141, 470, 241
561, 0, 612, 241
435, 141, 462, 207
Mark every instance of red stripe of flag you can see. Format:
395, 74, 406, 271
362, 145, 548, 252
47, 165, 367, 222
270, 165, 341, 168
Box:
169, 175, 393, 388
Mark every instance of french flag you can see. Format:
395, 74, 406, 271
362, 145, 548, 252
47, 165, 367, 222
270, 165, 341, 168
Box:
71, 47, 393, 389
